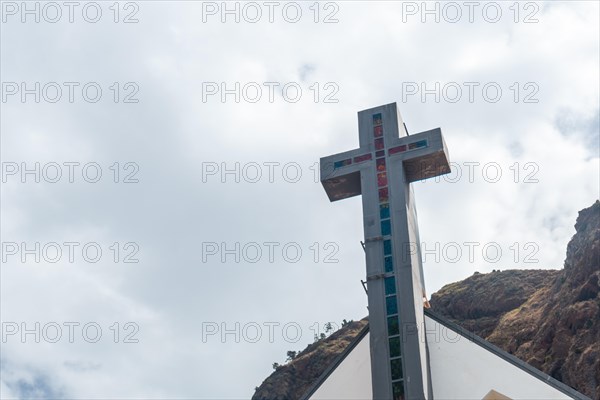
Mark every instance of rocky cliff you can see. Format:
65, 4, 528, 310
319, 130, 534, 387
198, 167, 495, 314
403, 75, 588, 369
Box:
253, 201, 600, 400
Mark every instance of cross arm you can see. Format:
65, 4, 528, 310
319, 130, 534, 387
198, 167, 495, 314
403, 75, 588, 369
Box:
320, 148, 373, 202
390, 128, 451, 183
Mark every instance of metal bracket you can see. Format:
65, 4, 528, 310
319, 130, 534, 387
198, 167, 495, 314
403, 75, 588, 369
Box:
366, 273, 386, 281
365, 236, 383, 243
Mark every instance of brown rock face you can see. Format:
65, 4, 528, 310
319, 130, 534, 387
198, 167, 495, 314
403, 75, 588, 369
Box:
252, 319, 368, 400
429, 269, 561, 339
253, 201, 600, 400
484, 201, 600, 399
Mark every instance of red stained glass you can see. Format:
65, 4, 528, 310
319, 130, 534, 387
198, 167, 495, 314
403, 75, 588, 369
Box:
389, 145, 406, 155
375, 138, 384, 150
379, 187, 389, 202
377, 158, 386, 171
353, 153, 372, 163
378, 172, 387, 187
374, 125, 383, 137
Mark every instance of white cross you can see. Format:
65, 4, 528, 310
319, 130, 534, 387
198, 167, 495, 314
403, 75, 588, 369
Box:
320, 103, 450, 400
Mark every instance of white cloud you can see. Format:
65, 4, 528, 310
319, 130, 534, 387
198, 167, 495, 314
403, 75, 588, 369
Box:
1, 1, 598, 398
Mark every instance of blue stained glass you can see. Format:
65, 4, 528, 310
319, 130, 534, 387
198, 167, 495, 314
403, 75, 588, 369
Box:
334, 158, 352, 169
408, 140, 428, 150
384, 240, 392, 256
381, 219, 391, 236
384, 256, 394, 272
386, 295, 398, 315
380, 204, 390, 219
385, 276, 396, 295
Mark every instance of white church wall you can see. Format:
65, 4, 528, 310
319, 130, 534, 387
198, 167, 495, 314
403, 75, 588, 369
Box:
309, 332, 372, 400
425, 315, 573, 400
306, 317, 581, 400
407, 195, 431, 400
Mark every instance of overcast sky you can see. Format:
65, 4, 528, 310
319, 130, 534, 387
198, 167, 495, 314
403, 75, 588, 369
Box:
1, 1, 599, 399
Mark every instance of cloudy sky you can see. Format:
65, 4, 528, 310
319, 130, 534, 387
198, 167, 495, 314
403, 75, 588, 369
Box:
1, 1, 598, 398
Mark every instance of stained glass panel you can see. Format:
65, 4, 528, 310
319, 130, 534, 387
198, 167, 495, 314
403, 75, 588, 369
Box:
389, 145, 406, 155
353, 153, 372, 163
379, 187, 389, 202
334, 159, 352, 169
384, 240, 392, 255
391, 359, 404, 380
385, 276, 396, 295
392, 381, 405, 400
378, 172, 388, 187
381, 219, 391, 235
387, 315, 399, 336
380, 203, 390, 219
384, 256, 394, 272
373, 113, 382, 125
386, 295, 398, 315
389, 335, 401, 357
408, 140, 427, 150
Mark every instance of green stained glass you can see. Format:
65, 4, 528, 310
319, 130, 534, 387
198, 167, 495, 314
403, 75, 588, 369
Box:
386, 295, 398, 315
391, 358, 404, 380
387, 316, 399, 336
384, 276, 396, 295
373, 113, 382, 125
389, 336, 401, 357
392, 381, 405, 400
